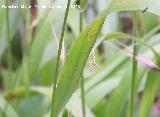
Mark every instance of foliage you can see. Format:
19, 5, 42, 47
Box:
0, 0, 160, 117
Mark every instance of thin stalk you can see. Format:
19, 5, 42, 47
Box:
6, 0, 12, 89
23, 0, 31, 98
50, 0, 71, 117
80, 11, 86, 117
80, 76, 86, 117
130, 12, 139, 117
80, 12, 83, 33
3, 1, 12, 114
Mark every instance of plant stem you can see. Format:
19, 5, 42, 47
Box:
80, 11, 86, 117
81, 75, 86, 117
50, 0, 71, 117
80, 12, 83, 33
130, 12, 139, 117
6, 0, 12, 89
23, 0, 31, 98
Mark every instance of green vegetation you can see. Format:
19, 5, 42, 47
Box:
0, 0, 160, 117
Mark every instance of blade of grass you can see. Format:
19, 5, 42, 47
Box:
0, 0, 21, 59
103, 31, 160, 73
129, 12, 139, 117
22, 0, 31, 98
139, 46, 160, 117
50, 0, 71, 117
79, 5, 86, 117
107, 0, 160, 16
0, 96, 18, 117
103, 32, 160, 59
5, 0, 12, 89
139, 70, 160, 117
86, 76, 123, 108
130, 11, 144, 117
4, 86, 94, 117
52, 12, 108, 117
104, 72, 131, 117
142, 25, 160, 41
14, 17, 52, 87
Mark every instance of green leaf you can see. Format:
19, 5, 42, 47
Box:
103, 32, 160, 65
86, 76, 122, 108
139, 51, 160, 117
0, 0, 21, 58
141, 12, 159, 34
139, 70, 160, 117
104, 32, 131, 41
5, 87, 94, 117
107, 0, 160, 16
102, 72, 131, 117
0, 96, 18, 117
52, 12, 107, 117
107, 0, 146, 12
92, 73, 131, 117
66, 93, 95, 117
27, 19, 52, 82
14, 18, 52, 86
18, 95, 50, 117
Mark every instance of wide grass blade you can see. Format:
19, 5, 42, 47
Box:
52, 11, 108, 117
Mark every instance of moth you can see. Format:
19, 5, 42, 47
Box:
89, 50, 101, 71
142, 6, 148, 13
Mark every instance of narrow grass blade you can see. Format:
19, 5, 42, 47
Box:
79, 4, 86, 116
139, 52, 160, 117
104, 72, 131, 117
50, 0, 71, 117
5, 0, 12, 89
